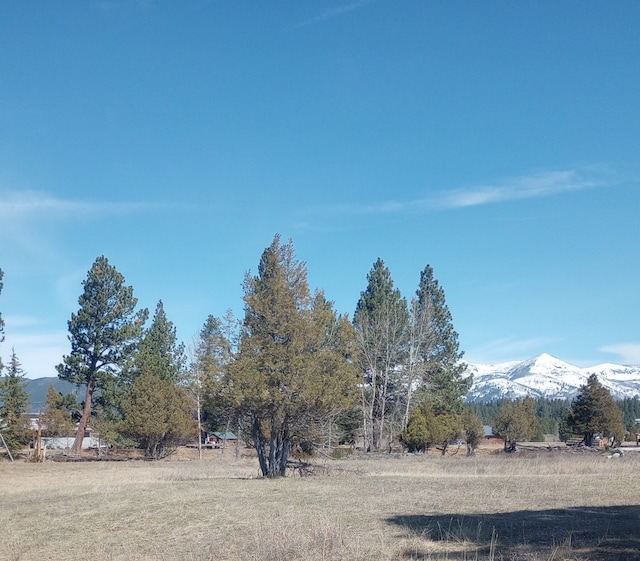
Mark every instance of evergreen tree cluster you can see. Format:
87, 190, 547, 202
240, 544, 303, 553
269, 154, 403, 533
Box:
468, 378, 626, 448
353, 259, 477, 456
468, 397, 570, 441
0, 238, 492, 467
4, 239, 636, 467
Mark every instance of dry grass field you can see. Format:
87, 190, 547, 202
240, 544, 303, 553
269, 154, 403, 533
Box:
1, 447, 640, 561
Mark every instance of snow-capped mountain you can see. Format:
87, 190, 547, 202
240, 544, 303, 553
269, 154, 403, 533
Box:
465, 353, 640, 402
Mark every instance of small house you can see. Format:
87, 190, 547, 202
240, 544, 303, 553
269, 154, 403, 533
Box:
206, 431, 238, 448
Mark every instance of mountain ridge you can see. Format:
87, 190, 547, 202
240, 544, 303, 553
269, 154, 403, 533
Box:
465, 353, 640, 402
14, 354, 640, 410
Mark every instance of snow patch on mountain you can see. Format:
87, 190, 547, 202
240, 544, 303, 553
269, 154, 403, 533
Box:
465, 353, 640, 402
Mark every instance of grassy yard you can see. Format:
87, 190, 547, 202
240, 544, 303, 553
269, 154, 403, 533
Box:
1, 448, 639, 560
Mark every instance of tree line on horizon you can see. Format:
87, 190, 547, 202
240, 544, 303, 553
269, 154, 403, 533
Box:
0, 239, 629, 473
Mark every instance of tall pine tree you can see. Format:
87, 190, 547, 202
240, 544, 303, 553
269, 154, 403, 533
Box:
57, 256, 147, 454
413, 265, 471, 414
353, 259, 409, 452
567, 374, 625, 446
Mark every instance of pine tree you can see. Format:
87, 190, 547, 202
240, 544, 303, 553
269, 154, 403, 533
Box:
224, 235, 358, 477
413, 265, 471, 415
197, 313, 238, 439
567, 374, 625, 446
56, 256, 148, 454
353, 258, 408, 452
0, 349, 30, 452
129, 300, 186, 385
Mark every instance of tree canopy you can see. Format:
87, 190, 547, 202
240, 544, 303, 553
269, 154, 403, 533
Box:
353, 258, 408, 452
41, 385, 75, 437
128, 300, 186, 385
567, 374, 625, 446
223, 235, 358, 477
0, 349, 30, 452
413, 265, 471, 415
120, 370, 195, 458
492, 396, 537, 450
56, 256, 148, 454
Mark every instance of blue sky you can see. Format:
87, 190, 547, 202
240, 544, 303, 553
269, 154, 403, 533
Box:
1, 1, 639, 379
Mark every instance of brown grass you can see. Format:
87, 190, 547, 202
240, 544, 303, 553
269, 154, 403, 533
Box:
1, 447, 640, 560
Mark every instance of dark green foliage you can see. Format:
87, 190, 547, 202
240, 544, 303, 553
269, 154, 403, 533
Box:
412, 265, 471, 415
0, 349, 31, 452
198, 312, 238, 435
120, 371, 195, 458
119, 301, 194, 455
223, 235, 358, 477
567, 374, 625, 446
126, 300, 186, 385
618, 396, 640, 431
468, 397, 570, 438
353, 258, 408, 452
401, 403, 432, 453
492, 396, 538, 450
400, 396, 463, 455
56, 256, 147, 454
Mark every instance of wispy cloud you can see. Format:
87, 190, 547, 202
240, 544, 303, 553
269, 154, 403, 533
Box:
437, 168, 611, 209
0, 190, 164, 219
600, 343, 640, 365
313, 167, 617, 217
297, 0, 373, 27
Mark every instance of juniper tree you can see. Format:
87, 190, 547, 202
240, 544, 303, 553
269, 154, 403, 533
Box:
400, 395, 464, 455
120, 370, 195, 458
492, 396, 537, 450
57, 256, 147, 454
224, 235, 358, 477
41, 385, 74, 437
118, 301, 193, 457
567, 374, 625, 446
462, 408, 485, 456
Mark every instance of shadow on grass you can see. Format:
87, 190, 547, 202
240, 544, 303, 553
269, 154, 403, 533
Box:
387, 505, 640, 560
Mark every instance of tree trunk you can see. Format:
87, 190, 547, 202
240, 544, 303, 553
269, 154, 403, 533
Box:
71, 378, 94, 455
253, 418, 269, 477
277, 425, 290, 477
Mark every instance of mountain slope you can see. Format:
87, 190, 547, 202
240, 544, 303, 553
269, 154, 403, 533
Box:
465, 353, 640, 402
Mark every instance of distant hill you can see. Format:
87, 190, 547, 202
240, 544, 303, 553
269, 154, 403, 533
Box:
24, 377, 84, 412
465, 353, 640, 402
15, 353, 640, 411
